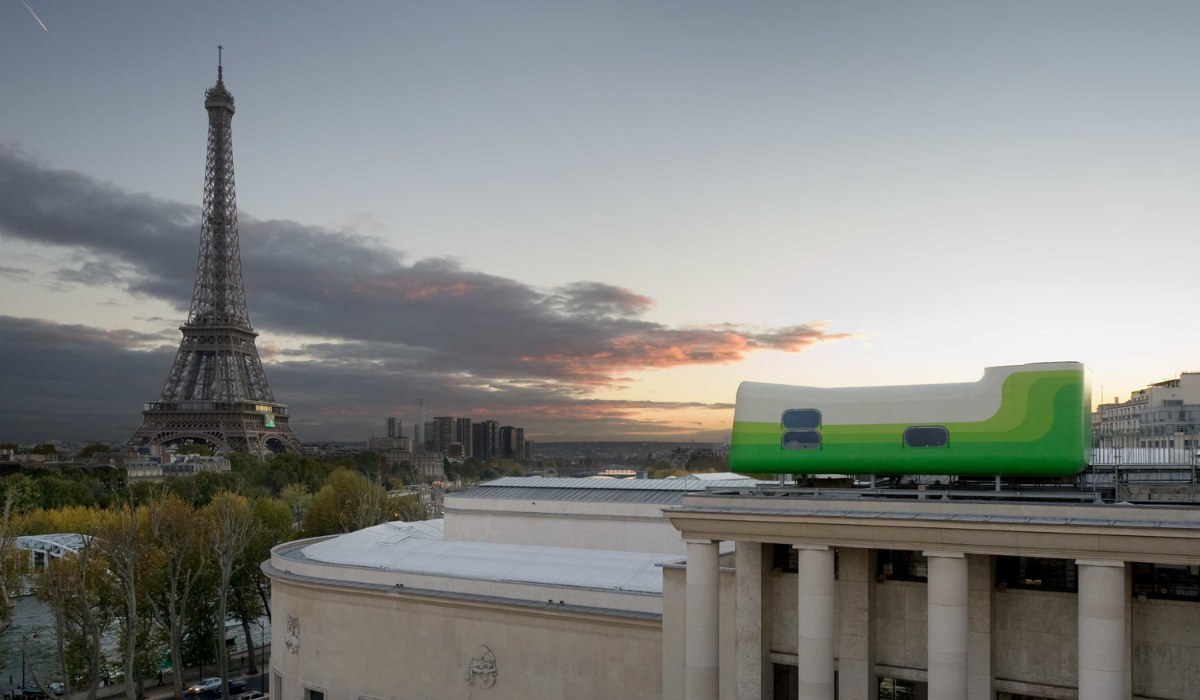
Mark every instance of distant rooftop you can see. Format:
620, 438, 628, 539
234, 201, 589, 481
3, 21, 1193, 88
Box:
297, 520, 677, 594
449, 474, 773, 505
673, 472, 755, 481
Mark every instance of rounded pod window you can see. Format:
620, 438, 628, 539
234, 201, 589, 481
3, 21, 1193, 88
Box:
782, 409, 821, 430
782, 430, 821, 451
903, 426, 949, 448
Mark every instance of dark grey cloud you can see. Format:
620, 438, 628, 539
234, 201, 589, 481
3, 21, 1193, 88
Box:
0, 315, 732, 443
0, 266, 32, 281
55, 258, 128, 286
0, 146, 853, 440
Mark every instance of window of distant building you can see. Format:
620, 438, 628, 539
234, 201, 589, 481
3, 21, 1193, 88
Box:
879, 677, 923, 699
996, 556, 1077, 593
775, 664, 839, 698
304, 687, 325, 700
1133, 563, 1200, 602
877, 550, 927, 582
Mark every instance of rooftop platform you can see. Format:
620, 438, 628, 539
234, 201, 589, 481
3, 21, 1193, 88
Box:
450, 474, 770, 506
285, 520, 680, 596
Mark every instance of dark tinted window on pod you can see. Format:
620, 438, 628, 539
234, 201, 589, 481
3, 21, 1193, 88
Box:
782, 430, 821, 450
782, 409, 821, 429
903, 426, 949, 448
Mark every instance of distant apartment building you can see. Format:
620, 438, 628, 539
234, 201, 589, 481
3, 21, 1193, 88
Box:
454, 417, 472, 457
499, 426, 516, 459
431, 417, 454, 453
125, 459, 164, 482
422, 421, 435, 451
512, 427, 525, 459
368, 436, 412, 452
524, 439, 534, 460
1093, 372, 1200, 448
493, 426, 527, 460
386, 416, 401, 439
382, 450, 445, 480
126, 455, 231, 482
472, 420, 500, 459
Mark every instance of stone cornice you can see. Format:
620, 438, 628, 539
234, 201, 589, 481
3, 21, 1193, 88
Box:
666, 502, 1200, 565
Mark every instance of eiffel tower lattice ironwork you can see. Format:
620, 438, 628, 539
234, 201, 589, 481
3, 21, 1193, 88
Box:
130, 51, 301, 456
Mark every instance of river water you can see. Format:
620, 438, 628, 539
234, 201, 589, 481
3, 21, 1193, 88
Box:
0, 596, 271, 692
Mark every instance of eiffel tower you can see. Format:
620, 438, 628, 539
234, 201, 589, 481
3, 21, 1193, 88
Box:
130, 50, 301, 456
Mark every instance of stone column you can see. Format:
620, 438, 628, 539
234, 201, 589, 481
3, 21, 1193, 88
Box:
686, 539, 720, 700
925, 551, 968, 700
1076, 560, 1128, 700
795, 545, 835, 700
735, 542, 771, 700
966, 554, 994, 700
836, 548, 876, 700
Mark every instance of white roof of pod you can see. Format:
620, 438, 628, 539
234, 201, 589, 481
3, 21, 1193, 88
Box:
735, 361, 1086, 426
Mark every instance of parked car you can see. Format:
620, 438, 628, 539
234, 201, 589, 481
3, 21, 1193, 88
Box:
187, 679, 222, 695
235, 692, 267, 700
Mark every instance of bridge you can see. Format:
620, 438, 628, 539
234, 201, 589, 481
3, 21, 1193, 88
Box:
16, 533, 90, 569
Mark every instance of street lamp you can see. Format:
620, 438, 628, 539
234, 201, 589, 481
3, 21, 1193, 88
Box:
256, 620, 265, 695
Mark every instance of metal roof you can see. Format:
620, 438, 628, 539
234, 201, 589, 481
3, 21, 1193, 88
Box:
450, 476, 771, 505
450, 486, 689, 505
263, 559, 662, 622
299, 521, 678, 594
17, 534, 90, 556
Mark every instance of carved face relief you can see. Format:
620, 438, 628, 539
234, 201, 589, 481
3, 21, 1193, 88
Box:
464, 645, 497, 689
284, 615, 301, 655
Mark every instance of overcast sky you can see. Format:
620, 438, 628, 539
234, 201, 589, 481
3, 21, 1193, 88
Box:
3, 1, 1199, 443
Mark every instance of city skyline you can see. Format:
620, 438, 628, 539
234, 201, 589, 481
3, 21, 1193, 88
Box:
4, 2, 1200, 443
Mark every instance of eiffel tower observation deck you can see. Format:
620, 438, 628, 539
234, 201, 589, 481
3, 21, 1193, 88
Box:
130, 50, 301, 456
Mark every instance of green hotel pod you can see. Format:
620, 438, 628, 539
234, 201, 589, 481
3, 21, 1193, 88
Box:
729, 362, 1092, 476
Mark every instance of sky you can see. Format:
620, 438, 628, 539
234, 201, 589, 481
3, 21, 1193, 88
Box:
2, 1, 1199, 444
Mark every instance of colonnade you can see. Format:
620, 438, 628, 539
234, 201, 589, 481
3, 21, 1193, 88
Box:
684, 541, 1130, 700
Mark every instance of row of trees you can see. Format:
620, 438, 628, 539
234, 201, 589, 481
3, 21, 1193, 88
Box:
0, 450, 435, 515
0, 464, 425, 700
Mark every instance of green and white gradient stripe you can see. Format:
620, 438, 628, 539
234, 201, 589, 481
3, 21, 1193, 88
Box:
730, 369, 1091, 476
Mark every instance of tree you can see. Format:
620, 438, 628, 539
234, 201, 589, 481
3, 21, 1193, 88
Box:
96, 503, 151, 700
301, 468, 383, 537
0, 492, 24, 639
147, 492, 209, 700
68, 535, 114, 700
32, 565, 73, 697
278, 483, 312, 525
246, 498, 292, 621
204, 493, 260, 700
176, 444, 211, 456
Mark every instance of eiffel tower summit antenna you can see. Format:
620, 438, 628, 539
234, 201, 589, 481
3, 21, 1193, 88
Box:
129, 54, 301, 457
